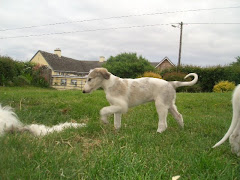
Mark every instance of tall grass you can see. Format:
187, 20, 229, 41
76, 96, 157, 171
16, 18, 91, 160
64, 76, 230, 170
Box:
0, 87, 239, 179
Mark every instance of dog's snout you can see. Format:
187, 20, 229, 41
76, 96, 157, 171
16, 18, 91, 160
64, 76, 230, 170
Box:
82, 90, 86, 93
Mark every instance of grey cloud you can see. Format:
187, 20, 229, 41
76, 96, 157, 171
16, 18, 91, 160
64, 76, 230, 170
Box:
0, 0, 240, 66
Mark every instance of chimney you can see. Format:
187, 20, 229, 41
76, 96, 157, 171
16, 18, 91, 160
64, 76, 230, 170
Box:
99, 56, 105, 62
54, 48, 61, 57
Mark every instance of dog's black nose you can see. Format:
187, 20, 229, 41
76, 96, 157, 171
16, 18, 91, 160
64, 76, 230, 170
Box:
82, 90, 86, 93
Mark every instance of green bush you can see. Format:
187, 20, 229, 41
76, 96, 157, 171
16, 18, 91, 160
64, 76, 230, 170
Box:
213, 81, 235, 92
161, 64, 240, 92
31, 64, 50, 87
0, 56, 18, 86
0, 55, 49, 88
163, 72, 189, 81
13, 75, 31, 86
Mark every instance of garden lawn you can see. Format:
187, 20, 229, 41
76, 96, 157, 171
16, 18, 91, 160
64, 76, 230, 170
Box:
0, 87, 239, 179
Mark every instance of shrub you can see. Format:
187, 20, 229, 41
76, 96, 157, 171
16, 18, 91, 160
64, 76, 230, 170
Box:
163, 72, 190, 81
13, 75, 31, 86
0, 55, 49, 88
31, 64, 50, 87
213, 81, 235, 92
140, 72, 162, 79
161, 64, 240, 92
0, 56, 18, 86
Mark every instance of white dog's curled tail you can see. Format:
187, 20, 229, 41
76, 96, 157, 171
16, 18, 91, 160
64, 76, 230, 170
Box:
170, 73, 198, 89
212, 85, 240, 148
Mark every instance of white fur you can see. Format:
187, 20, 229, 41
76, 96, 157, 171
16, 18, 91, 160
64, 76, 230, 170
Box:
83, 68, 198, 133
0, 104, 23, 136
0, 104, 86, 137
213, 84, 240, 156
24, 122, 86, 136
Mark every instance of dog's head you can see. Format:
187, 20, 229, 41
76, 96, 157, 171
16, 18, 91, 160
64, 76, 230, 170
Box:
82, 68, 111, 93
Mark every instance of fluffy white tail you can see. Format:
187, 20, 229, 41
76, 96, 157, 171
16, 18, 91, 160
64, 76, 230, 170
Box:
24, 122, 86, 136
0, 105, 23, 136
0, 104, 86, 137
170, 73, 198, 89
212, 84, 240, 148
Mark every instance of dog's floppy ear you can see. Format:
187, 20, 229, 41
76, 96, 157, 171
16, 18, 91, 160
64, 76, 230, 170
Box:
98, 68, 111, 80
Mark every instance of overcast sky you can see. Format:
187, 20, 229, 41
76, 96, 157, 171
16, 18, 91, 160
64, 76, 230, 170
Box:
0, 0, 240, 66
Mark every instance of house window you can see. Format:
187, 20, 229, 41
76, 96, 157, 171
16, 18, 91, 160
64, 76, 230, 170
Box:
71, 79, 77, 86
61, 79, 67, 86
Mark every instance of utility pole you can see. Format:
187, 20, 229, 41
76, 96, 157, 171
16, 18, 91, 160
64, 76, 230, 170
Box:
177, 22, 183, 72
172, 22, 183, 72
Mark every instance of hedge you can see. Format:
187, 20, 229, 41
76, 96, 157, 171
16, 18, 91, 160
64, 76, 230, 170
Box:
0, 55, 49, 87
161, 65, 240, 92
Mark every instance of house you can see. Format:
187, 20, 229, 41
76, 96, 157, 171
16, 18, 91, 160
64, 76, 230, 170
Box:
151, 56, 175, 71
30, 49, 105, 90
30, 49, 175, 90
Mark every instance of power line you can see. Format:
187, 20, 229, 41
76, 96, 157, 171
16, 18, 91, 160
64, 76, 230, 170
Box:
1, 22, 240, 40
186, 22, 240, 25
1, 6, 240, 32
0, 23, 173, 39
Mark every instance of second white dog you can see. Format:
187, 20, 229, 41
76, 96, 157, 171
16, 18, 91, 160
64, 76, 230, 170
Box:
213, 84, 240, 156
83, 68, 198, 133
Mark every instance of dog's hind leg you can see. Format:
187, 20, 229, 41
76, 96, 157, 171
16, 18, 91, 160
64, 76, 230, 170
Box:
230, 120, 240, 156
155, 99, 168, 133
169, 105, 184, 128
114, 113, 122, 130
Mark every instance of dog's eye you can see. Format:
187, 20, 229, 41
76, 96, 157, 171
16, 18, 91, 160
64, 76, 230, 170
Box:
88, 78, 92, 82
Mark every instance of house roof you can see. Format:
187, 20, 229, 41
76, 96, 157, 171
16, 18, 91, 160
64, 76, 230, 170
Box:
31, 50, 103, 73
154, 56, 175, 68
30, 50, 174, 73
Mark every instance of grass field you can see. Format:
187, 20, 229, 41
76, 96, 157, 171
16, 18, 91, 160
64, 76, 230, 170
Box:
0, 87, 239, 179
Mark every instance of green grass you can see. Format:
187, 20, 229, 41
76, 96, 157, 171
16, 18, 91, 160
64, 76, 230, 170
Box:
0, 87, 239, 179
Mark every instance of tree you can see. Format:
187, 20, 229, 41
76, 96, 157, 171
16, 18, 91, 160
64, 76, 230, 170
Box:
103, 52, 155, 78
230, 56, 240, 66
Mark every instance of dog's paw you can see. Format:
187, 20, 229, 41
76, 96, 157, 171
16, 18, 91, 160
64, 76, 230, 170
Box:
230, 133, 240, 156
114, 128, 120, 133
157, 127, 167, 133
179, 122, 184, 128
176, 114, 184, 128
100, 116, 109, 124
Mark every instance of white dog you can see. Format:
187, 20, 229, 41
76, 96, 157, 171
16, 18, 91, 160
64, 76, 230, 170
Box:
83, 68, 198, 133
213, 84, 240, 156
0, 104, 86, 137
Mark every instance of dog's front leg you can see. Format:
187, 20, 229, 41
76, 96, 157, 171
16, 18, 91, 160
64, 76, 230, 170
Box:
100, 105, 124, 124
114, 113, 122, 130
100, 110, 109, 124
